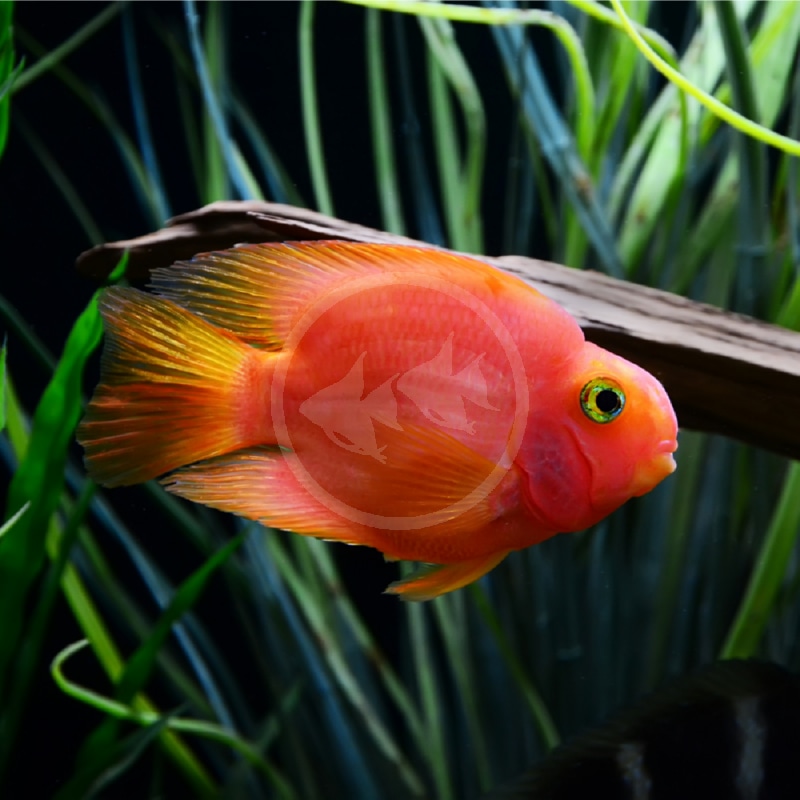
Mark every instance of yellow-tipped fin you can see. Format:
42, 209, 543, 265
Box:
148, 241, 509, 347
149, 241, 386, 347
78, 287, 266, 487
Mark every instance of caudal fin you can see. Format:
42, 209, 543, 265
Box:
78, 287, 273, 487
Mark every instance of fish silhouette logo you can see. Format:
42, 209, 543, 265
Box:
299, 352, 402, 463
270, 270, 530, 531
396, 332, 497, 434
300, 333, 498, 458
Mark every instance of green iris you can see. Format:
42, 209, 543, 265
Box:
580, 378, 625, 424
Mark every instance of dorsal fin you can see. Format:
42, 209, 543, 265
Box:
148, 241, 523, 348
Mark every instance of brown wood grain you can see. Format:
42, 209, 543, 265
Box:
75, 201, 800, 461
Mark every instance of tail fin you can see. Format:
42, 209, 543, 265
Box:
78, 287, 273, 487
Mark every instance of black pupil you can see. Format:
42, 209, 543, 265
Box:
596, 388, 620, 414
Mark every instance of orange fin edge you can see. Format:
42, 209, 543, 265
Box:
385, 551, 509, 601
161, 448, 375, 547
77, 287, 264, 487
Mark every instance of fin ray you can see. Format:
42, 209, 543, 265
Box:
162, 449, 374, 546
78, 288, 268, 486
360, 424, 507, 536
148, 241, 512, 347
386, 551, 509, 601
149, 241, 387, 347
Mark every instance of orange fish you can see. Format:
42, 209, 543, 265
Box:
78, 242, 677, 600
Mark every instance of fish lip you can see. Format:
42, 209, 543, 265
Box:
660, 451, 677, 475
657, 438, 678, 456
630, 445, 677, 497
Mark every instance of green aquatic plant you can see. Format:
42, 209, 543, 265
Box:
2, 1, 800, 797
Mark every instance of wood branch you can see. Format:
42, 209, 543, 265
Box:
74, 202, 422, 280
76, 201, 800, 461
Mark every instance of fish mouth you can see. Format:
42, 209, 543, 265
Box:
630, 439, 677, 497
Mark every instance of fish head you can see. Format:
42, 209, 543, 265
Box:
517, 342, 677, 533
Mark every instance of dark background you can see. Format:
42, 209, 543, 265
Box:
0, 3, 691, 795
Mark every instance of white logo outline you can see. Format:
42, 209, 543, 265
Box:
270, 271, 529, 531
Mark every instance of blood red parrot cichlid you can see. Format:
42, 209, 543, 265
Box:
78, 242, 677, 600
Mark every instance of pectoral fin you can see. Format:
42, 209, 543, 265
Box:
385, 551, 509, 601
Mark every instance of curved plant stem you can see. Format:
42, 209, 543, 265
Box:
51, 641, 297, 798
609, 0, 800, 156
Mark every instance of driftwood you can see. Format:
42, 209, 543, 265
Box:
76, 201, 800, 462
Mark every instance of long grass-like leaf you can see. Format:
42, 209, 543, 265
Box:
299, 0, 334, 215
425, 37, 462, 251
184, 0, 254, 201
431, 594, 492, 792
391, 13, 444, 244
302, 539, 426, 743
267, 535, 425, 796
52, 640, 296, 798
406, 597, 453, 800
122, 7, 170, 222
74, 484, 248, 740
488, 9, 622, 274
11, 2, 124, 94
15, 27, 165, 225
58, 563, 217, 796
0, 502, 27, 542
610, 0, 800, 156
82, 715, 173, 800
15, 113, 104, 245
715, 0, 769, 316
419, 13, 485, 253
471, 584, 559, 751
0, 481, 97, 785
151, 17, 298, 207
0, 336, 5, 432
231, 95, 302, 206
0, 291, 104, 707
583, 0, 649, 181
721, 462, 800, 659
0, 399, 214, 796
66, 536, 247, 797
0, 0, 15, 157
645, 431, 706, 685
366, 8, 406, 235
668, 0, 800, 296
344, 0, 673, 56
254, 531, 384, 799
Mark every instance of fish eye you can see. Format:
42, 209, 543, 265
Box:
580, 378, 625, 424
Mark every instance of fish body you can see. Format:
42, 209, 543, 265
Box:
78, 242, 677, 599
484, 660, 800, 800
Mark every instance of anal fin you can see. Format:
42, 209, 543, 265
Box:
385, 551, 509, 601
161, 449, 373, 546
